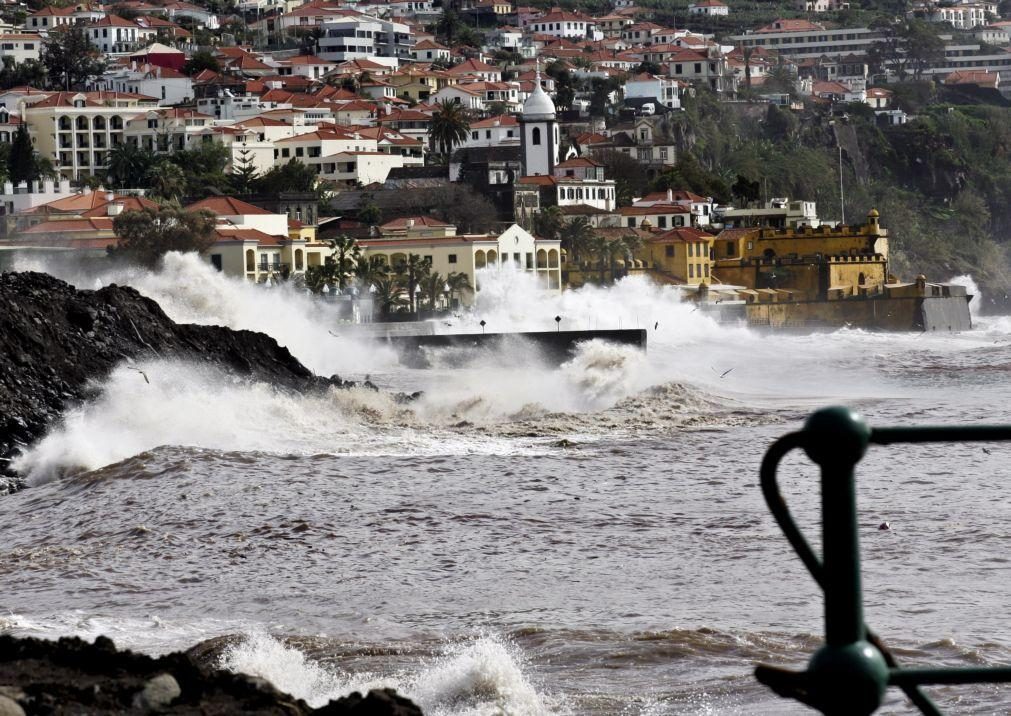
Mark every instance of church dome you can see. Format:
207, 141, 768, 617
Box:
523, 82, 556, 120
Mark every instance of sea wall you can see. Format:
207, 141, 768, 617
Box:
384, 329, 648, 368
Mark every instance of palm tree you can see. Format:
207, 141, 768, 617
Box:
419, 271, 447, 311
326, 235, 361, 292
393, 253, 431, 314
429, 99, 470, 157
353, 254, 390, 291
371, 277, 407, 318
559, 217, 595, 267
106, 143, 157, 189
148, 161, 187, 201
588, 234, 638, 284
533, 205, 564, 242
446, 271, 472, 308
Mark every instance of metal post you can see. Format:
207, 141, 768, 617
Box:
838, 144, 845, 225
801, 407, 887, 715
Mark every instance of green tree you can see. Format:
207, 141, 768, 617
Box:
41, 27, 107, 90
327, 235, 361, 292
110, 207, 217, 268
0, 57, 46, 90
230, 148, 260, 195
148, 160, 188, 201
168, 141, 231, 195
419, 271, 447, 310
588, 233, 638, 284
533, 205, 565, 242
353, 254, 391, 290
559, 216, 595, 267
429, 99, 471, 156
254, 158, 318, 194
393, 253, 431, 314
446, 271, 472, 308
867, 19, 944, 81
183, 50, 220, 76
371, 276, 407, 317
106, 143, 158, 189
8, 124, 36, 184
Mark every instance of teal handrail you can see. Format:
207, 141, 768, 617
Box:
756, 407, 1011, 715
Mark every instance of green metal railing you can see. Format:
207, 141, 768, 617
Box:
756, 407, 1011, 715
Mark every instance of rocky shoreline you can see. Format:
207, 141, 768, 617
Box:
0, 271, 396, 492
0, 270, 426, 711
0, 634, 421, 714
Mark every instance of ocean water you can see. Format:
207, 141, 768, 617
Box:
2, 254, 1010, 714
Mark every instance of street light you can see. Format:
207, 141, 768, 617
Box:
555, 315, 561, 332
480, 319, 486, 334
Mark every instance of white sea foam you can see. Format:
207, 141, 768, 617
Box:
10, 360, 537, 484
12, 251, 398, 377
218, 631, 555, 715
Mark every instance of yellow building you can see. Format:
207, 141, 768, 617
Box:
712, 209, 889, 301
638, 225, 716, 285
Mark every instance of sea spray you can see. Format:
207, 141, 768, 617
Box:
219, 631, 555, 715
12, 252, 399, 377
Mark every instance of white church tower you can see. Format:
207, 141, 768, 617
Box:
520, 64, 559, 177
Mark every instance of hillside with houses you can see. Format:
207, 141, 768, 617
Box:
0, 0, 1009, 302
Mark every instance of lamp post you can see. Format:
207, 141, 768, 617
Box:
555, 315, 561, 332
480, 319, 486, 334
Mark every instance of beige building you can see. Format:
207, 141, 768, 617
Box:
22, 91, 159, 180
359, 219, 562, 297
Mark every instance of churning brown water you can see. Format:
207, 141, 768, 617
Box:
1, 256, 1009, 714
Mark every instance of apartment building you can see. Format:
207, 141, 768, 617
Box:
22, 91, 159, 180
729, 20, 881, 60
89, 63, 194, 106
317, 15, 413, 66
85, 15, 142, 54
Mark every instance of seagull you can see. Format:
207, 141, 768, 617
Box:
328, 330, 340, 338
878, 522, 890, 531
983, 447, 992, 455
711, 366, 733, 378
127, 366, 150, 384
654, 321, 659, 330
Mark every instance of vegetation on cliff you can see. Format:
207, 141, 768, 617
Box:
628, 89, 1011, 296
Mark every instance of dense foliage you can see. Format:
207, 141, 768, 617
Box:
664, 90, 1011, 292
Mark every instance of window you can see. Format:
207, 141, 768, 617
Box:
448, 254, 457, 264
210, 254, 223, 271
747, 240, 754, 250
688, 242, 694, 257
659, 148, 668, 161
296, 147, 304, 157
665, 245, 674, 257
674, 63, 682, 74
689, 264, 694, 278
526, 252, 533, 268
726, 241, 735, 257
471, 131, 478, 139
485, 130, 491, 138
658, 216, 667, 228
704, 263, 710, 277
627, 217, 635, 227
532, 126, 541, 145
282, 148, 290, 157
695, 63, 702, 73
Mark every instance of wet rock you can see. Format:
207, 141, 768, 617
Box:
134, 673, 181, 710
316, 688, 423, 716
0, 271, 370, 489
0, 695, 25, 716
0, 634, 423, 715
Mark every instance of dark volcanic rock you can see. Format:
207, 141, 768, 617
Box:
0, 634, 422, 715
0, 271, 350, 490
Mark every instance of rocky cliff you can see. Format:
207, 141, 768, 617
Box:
0, 271, 357, 492
0, 634, 422, 715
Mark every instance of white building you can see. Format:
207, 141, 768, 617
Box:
90, 63, 193, 106
0, 33, 41, 65
85, 15, 141, 54
688, 0, 729, 16
527, 9, 600, 40
623, 73, 681, 110
460, 115, 521, 149
317, 15, 413, 65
